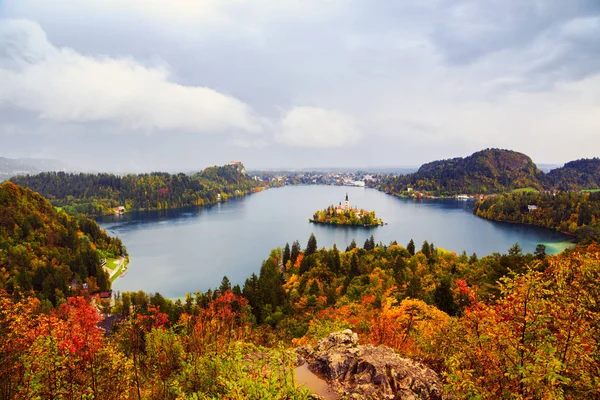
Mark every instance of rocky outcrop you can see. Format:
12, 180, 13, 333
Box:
296, 330, 444, 400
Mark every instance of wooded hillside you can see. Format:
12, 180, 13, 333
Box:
0, 182, 125, 306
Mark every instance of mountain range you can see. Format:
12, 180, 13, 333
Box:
0, 157, 70, 181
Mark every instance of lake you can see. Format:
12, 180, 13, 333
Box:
98, 185, 571, 298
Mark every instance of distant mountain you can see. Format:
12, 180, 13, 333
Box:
0, 157, 70, 181
536, 163, 562, 173
546, 158, 600, 191
375, 149, 545, 195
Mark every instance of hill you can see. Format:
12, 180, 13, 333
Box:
546, 158, 600, 191
10, 163, 261, 216
0, 156, 69, 181
374, 148, 544, 195
0, 182, 126, 306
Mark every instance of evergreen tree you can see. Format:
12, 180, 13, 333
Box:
349, 253, 360, 278
363, 234, 376, 251
331, 244, 341, 273
299, 255, 311, 275
469, 252, 479, 264
290, 240, 301, 265
407, 239, 415, 256
509, 242, 523, 257
219, 276, 231, 293
406, 274, 423, 299
534, 244, 547, 260
242, 273, 261, 321
421, 240, 431, 257
433, 277, 458, 316
326, 285, 337, 305
305, 233, 317, 257
346, 239, 357, 251
308, 280, 320, 296
257, 258, 285, 322
283, 243, 291, 267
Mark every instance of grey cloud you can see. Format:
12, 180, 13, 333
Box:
430, 0, 600, 66
0, 1, 599, 171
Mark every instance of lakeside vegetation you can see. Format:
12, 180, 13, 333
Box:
0, 182, 126, 307
310, 205, 384, 226
10, 164, 262, 216
474, 191, 600, 244
2, 227, 599, 398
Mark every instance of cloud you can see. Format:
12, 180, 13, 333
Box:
275, 107, 362, 148
230, 138, 269, 149
430, 0, 600, 65
0, 19, 264, 134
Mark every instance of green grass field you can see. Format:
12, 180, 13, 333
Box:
103, 258, 119, 270
109, 258, 129, 283
543, 241, 576, 254
581, 189, 600, 193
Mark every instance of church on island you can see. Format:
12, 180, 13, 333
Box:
335, 193, 360, 217
310, 194, 383, 226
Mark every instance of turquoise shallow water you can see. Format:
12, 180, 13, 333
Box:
98, 186, 571, 298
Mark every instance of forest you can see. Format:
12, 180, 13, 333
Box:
546, 158, 600, 191
1, 181, 600, 399
474, 191, 600, 244
2, 218, 599, 398
0, 182, 126, 308
373, 149, 600, 196
10, 164, 262, 216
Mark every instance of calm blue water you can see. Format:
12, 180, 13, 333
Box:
98, 186, 570, 297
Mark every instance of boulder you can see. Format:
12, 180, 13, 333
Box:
297, 329, 444, 400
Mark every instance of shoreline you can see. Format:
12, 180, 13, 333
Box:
309, 219, 385, 228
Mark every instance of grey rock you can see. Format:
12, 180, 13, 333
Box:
297, 330, 444, 400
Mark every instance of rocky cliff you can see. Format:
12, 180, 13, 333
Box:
297, 330, 444, 400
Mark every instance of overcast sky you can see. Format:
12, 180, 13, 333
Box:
0, 1, 599, 171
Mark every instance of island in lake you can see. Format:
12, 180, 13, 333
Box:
309, 193, 385, 226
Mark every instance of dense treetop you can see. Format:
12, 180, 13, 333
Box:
10, 164, 261, 216
372, 148, 600, 195
2, 232, 598, 398
474, 191, 600, 243
546, 158, 600, 191
0, 182, 125, 306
